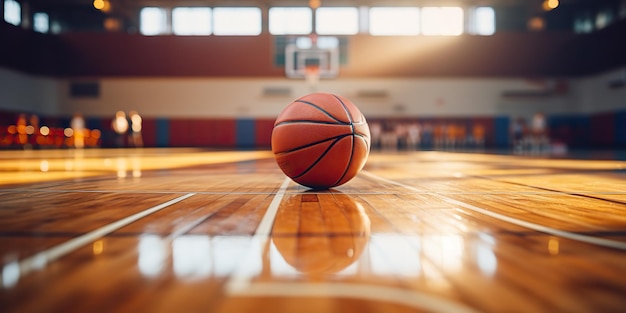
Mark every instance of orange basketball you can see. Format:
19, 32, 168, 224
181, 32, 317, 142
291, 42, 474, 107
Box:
271, 93, 370, 189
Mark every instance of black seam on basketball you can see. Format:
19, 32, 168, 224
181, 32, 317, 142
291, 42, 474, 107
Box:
330, 95, 357, 187
275, 134, 352, 155
354, 134, 370, 152
274, 120, 346, 127
295, 99, 346, 124
292, 136, 345, 179
332, 133, 355, 187
332, 95, 354, 124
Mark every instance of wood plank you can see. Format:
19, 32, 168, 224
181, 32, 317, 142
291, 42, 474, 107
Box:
0, 192, 183, 257
1, 149, 626, 313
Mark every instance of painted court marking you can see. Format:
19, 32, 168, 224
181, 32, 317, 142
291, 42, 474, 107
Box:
225, 177, 291, 292
255, 177, 292, 236
231, 282, 482, 313
361, 171, 626, 251
18, 193, 196, 276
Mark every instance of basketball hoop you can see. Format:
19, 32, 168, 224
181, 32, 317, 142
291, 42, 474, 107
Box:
284, 36, 339, 83
305, 64, 320, 92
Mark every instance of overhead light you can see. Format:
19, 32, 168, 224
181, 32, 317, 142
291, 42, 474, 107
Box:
93, 0, 104, 10
543, 0, 559, 11
94, 0, 111, 13
309, 0, 321, 10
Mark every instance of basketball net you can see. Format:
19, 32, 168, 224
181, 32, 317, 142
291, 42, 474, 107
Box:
305, 64, 320, 92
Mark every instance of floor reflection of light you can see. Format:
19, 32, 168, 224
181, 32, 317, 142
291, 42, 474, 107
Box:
369, 235, 421, 277
548, 237, 560, 255
422, 262, 448, 288
475, 244, 497, 276
2, 261, 20, 288
212, 236, 258, 277
116, 158, 127, 178
39, 160, 49, 172
132, 157, 142, 178
92, 240, 104, 255
269, 241, 300, 277
424, 235, 464, 273
138, 235, 166, 277
173, 236, 212, 279
478, 232, 496, 245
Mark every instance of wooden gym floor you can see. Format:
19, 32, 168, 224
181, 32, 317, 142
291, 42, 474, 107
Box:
0, 148, 625, 313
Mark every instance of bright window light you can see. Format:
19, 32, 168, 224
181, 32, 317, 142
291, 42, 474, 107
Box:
316, 7, 359, 35
33, 12, 49, 33
472, 7, 495, 35
421, 7, 464, 36
269, 7, 312, 35
573, 15, 593, 33
4, 0, 21, 26
595, 9, 614, 29
140, 7, 168, 35
172, 7, 211, 35
213, 7, 262, 36
369, 7, 420, 36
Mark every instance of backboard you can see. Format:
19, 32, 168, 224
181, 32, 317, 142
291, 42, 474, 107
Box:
285, 36, 340, 80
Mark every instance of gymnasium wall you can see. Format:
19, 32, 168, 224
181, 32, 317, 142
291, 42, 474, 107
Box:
572, 68, 626, 113
2, 65, 624, 149
0, 68, 59, 115
55, 76, 573, 118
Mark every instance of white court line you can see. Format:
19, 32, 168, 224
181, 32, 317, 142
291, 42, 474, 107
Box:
18, 193, 196, 276
225, 177, 291, 292
254, 177, 292, 236
361, 171, 626, 251
230, 282, 481, 313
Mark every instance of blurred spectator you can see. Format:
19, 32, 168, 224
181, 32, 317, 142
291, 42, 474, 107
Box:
128, 110, 143, 147
512, 117, 526, 151
111, 111, 129, 147
28, 114, 40, 148
406, 122, 421, 150
531, 112, 549, 151
472, 123, 485, 148
381, 121, 398, 150
71, 112, 85, 149
16, 114, 28, 148
369, 121, 382, 149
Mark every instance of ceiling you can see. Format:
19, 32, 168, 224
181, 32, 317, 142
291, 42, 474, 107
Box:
15, 0, 625, 33
23, 0, 621, 9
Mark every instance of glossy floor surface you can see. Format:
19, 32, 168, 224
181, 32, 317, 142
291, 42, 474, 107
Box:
1, 148, 625, 313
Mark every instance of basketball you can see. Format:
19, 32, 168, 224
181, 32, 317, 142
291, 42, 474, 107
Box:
271, 93, 370, 189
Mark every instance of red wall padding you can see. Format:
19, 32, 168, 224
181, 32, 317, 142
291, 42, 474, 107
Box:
590, 112, 615, 147
169, 119, 236, 147
255, 119, 275, 147
141, 118, 157, 147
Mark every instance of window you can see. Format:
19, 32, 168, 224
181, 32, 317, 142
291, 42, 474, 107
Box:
213, 7, 262, 35
573, 14, 593, 34
595, 9, 614, 30
369, 7, 420, 36
4, 0, 21, 26
316, 7, 359, 35
269, 7, 312, 35
140, 7, 168, 35
421, 7, 463, 36
33, 12, 49, 33
470, 7, 495, 35
172, 7, 211, 35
